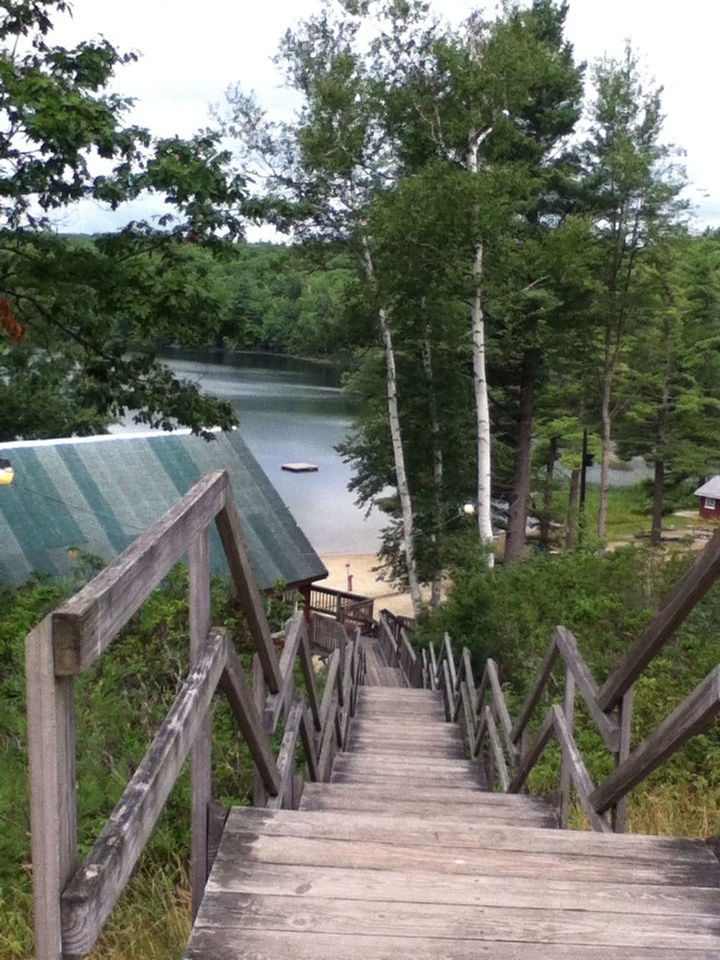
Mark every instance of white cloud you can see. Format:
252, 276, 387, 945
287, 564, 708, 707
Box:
48, 0, 720, 232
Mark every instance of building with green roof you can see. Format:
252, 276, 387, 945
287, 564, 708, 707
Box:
0, 430, 328, 593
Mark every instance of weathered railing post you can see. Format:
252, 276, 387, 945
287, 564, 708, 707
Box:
26, 617, 77, 960
559, 668, 575, 828
189, 528, 212, 919
611, 685, 634, 832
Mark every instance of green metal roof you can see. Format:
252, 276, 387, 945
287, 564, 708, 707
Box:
0, 431, 327, 590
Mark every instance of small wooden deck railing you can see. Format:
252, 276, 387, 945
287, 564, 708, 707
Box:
309, 583, 374, 630
392, 530, 720, 835
25, 470, 365, 960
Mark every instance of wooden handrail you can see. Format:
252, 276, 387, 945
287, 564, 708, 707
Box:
25, 472, 365, 960
598, 528, 720, 711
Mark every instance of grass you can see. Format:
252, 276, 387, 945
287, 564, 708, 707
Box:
548, 481, 700, 543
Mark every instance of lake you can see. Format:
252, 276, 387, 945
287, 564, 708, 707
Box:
163, 349, 386, 555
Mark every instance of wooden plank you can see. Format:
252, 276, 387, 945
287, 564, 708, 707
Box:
591, 665, 720, 814
264, 613, 304, 733
612, 685, 634, 833
559, 669, 575, 829
599, 527, 720, 710
53, 471, 226, 675
555, 626, 619, 752
299, 708, 319, 782
317, 701, 338, 782
462, 647, 478, 710
300, 782, 551, 810
510, 635, 558, 743
486, 659, 517, 760
186, 928, 718, 960
215, 830, 720, 886
298, 626, 322, 731
348, 720, 462, 740
25, 616, 77, 960
319, 650, 340, 731
551, 705, 609, 834
60, 630, 227, 957
192, 892, 720, 950
428, 641, 438, 690
215, 491, 283, 693
202, 858, 720, 917
206, 801, 230, 874
267, 697, 305, 810
252, 653, 267, 807
298, 793, 555, 824
223, 806, 718, 864
484, 705, 510, 791
189, 529, 213, 920
346, 739, 464, 759
443, 633, 458, 693
220, 639, 282, 796
330, 771, 488, 789
509, 709, 554, 793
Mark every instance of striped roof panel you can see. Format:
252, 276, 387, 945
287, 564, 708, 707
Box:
0, 431, 327, 590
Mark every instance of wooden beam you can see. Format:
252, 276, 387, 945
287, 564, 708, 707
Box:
612, 686, 634, 833
298, 625, 322, 731
484, 706, 510, 792
264, 613, 304, 733
25, 616, 77, 960
60, 630, 227, 958
508, 709, 554, 793
598, 529, 720, 711
220, 639, 281, 796
189, 529, 212, 921
552, 705, 610, 834
215, 491, 282, 694
52, 470, 227, 675
559, 670, 575, 829
555, 626, 619, 752
591, 666, 720, 814
486, 659, 516, 760
510, 636, 559, 743
267, 697, 305, 810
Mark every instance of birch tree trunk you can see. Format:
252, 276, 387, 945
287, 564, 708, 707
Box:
467, 130, 494, 567
471, 241, 494, 568
421, 326, 444, 607
363, 245, 423, 616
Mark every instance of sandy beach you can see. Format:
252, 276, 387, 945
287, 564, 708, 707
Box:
319, 553, 444, 619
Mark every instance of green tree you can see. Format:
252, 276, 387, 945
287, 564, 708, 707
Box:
579, 46, 685, 537
0, 0, 247, 439
616, 231, 720, 543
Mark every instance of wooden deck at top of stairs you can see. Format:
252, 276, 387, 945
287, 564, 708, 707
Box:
185, 638, 720, 959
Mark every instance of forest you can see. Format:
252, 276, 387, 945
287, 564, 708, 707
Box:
4, 1, 720, 957
3, 0, 719, 609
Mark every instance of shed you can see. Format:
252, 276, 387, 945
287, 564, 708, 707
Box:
0, 430, 328, 598
693, 477, 720, 519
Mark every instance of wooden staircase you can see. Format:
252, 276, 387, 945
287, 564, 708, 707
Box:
25, 475, 720, 960
184, 637, 720, 959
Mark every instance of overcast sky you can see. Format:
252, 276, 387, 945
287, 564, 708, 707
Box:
51, 0, 719, 235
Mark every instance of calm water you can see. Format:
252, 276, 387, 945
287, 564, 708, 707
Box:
164, 350, 385, 554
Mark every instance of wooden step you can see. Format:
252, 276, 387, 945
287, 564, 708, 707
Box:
358, 687, 443, 701
348, 719, 461, 740
331, 753, 485, 782
185, 807, 720, 959
299, 783, 556, 825
345, 737, 465, 758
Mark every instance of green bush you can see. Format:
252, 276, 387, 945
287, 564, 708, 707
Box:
416, 542, 720, 826
0, 566, 287, 960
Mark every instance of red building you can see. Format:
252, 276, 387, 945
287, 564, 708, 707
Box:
694, 478, 720, 519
